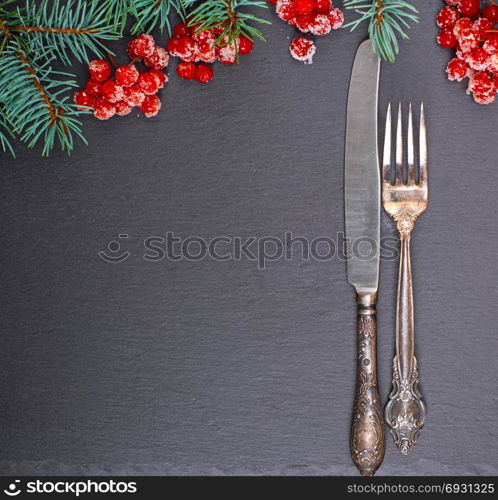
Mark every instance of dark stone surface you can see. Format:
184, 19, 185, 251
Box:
1, 1, 497, 475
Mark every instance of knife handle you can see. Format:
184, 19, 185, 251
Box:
350, 292, 385, 476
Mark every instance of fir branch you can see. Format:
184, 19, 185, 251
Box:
8, 0, 121, 65
183, 0, 270, 56
343, 0, 418, 62
0, 39, 86, 156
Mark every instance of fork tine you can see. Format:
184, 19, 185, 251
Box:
407, 102, 415, 185
383, 102, 392, 188
396, 102, 404, 184
419, 102, 428, 187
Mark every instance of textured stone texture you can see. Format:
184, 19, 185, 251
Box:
1, 2, 497, 475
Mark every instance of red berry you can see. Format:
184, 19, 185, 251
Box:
73, 90, 93, 110
276, 2, 297, 23
473, 90, 496, 104
484, 31, 498, 53
101, 80, 124, 103
167, 37, 181, 56
438, 27, 458, 48
328, 7, 345, 29
195, 64, 214, 83
289, 37, 316, 64
313, 0, 331, 14
488, 52, 498, 72
473, 17, 494, 41
137, 71, 160, 95
140, 94, 161, 117
115, 65, 139, 87
177, 36, 197, 62
173, 22, 191, 38
93, 97, 115, 120
128, 34, 155, 58
446, 57, 469, 81
148, 68, 168, 89
468, 70, 494, 94
295, 12, 316, 33
196, 41, 217, 63
192, 28, 215, 44
436, 7, 460, 29
177, 61, 197, 80
453, 16, 473, 37
294, 0, 314, 15
238, 35, 253, 55
86, 79, 103, 97
123, 85, 145, 107
483, 5, 498, 24
309, 13, 332, 35
114, 101, 132, 116
268, 0, 277, 4
88, 60, 111, 82
458, 0, 480, 17
144, 46, 170, 69
217, 41, 237, 64
468, 46, 489, 70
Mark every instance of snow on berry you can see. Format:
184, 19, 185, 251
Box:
196, 41, 217, 63
101, 80, 124, 103
217, 41, 237, 65
93, 97, 115, 120
446, 57, 469, 80
115, 65, 139, 87
289, 37, 316, 64
453, 17, 473, 38
467, 46, 489, 70
73, 90, 93, 110
488, 52, 498, 73
276, 0, 297, 23
192, 29, 215, 44
308, 13, 332, 35
148, 69, 168, 89
176, 36, 197, 62
437, 7, 460, 29
137, 71, 160, 95
123, 84, 146, 107
195, 64, 214, 83
473, 18, 493, 42
328, 8, 345, 29
114, 101, 132, 116
295, 12, 315, 32
89, 60, 111, 82
128, 34, 155, 59
140, 94, 161, 117
473, 90, 496, 104
483, 32, 498, 54
438, 27, 458, 48
144, 46, 170, 69
468, 70, 494, 95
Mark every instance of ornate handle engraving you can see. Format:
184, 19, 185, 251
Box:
385, 225, 426, 454
350, 296, 385, 476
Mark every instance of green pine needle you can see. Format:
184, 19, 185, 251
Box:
343, 0, 418, 62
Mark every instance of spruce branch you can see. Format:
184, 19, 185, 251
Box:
343, 0, 418, 62
130, 0, 185, 34
183, 0, 270, 55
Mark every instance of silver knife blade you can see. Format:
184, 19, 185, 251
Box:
345, 39, 380, 295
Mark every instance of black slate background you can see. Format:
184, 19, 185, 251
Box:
1, 1, 497, 475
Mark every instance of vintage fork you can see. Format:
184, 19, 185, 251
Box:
382, 102, 428, 455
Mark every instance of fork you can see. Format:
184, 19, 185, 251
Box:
382, 102, 428, 455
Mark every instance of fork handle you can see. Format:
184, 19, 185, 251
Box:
350, 292, 385, 476
385, 230, 427, 454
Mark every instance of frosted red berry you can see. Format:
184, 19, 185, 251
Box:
238, 36, 253, 55
115, 65, 139, 87
289, 37, 316, 64
196, 41, 217, 63
473, 18, 494, 42
140, 94, 161, 117
114, 101, 133, 116
137, 71, 160, 95
294, 0, 314, 15
167, 37, 181, 56
177, 61, 198, 80
195, 64, 214, 83
446, 57, 469, 80
483, 5, 498, 24
438, 27, 458, 48
276, 1, 297, 23
468, 46, 489, 70
73, 90, 93, 110
488, 52, 498, 72
453, 16, 473, 37
328, 7, 345, 29
437, 7, 459, 29
313, 0, 331, 14
173, 23, 191, 38
176, 36, 197, 62
483, 32, 498, 54
217, 42, 237, 64
309, 13, 332, 35
468, 70, 494, 94
144, 46, 170, 69
101, 80, 124, 103
88, 60, 111, 82
473, 90, 496, 104
295, 12, 316, 32
458, 0, 480, 18
93, 97, 115, 120
86, 79, 103, 97
128, 34, 155, 59
192, 29, 214, 44
123, 84, 146, 107
148, 69, 168, 88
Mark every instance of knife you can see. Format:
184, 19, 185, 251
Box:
344, 39, 385, 476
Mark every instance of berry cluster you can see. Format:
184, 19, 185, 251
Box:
167, 22, 254, 83
269, 0, 344, 63
437, 0, 498, 104
73, 34, 168, 120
